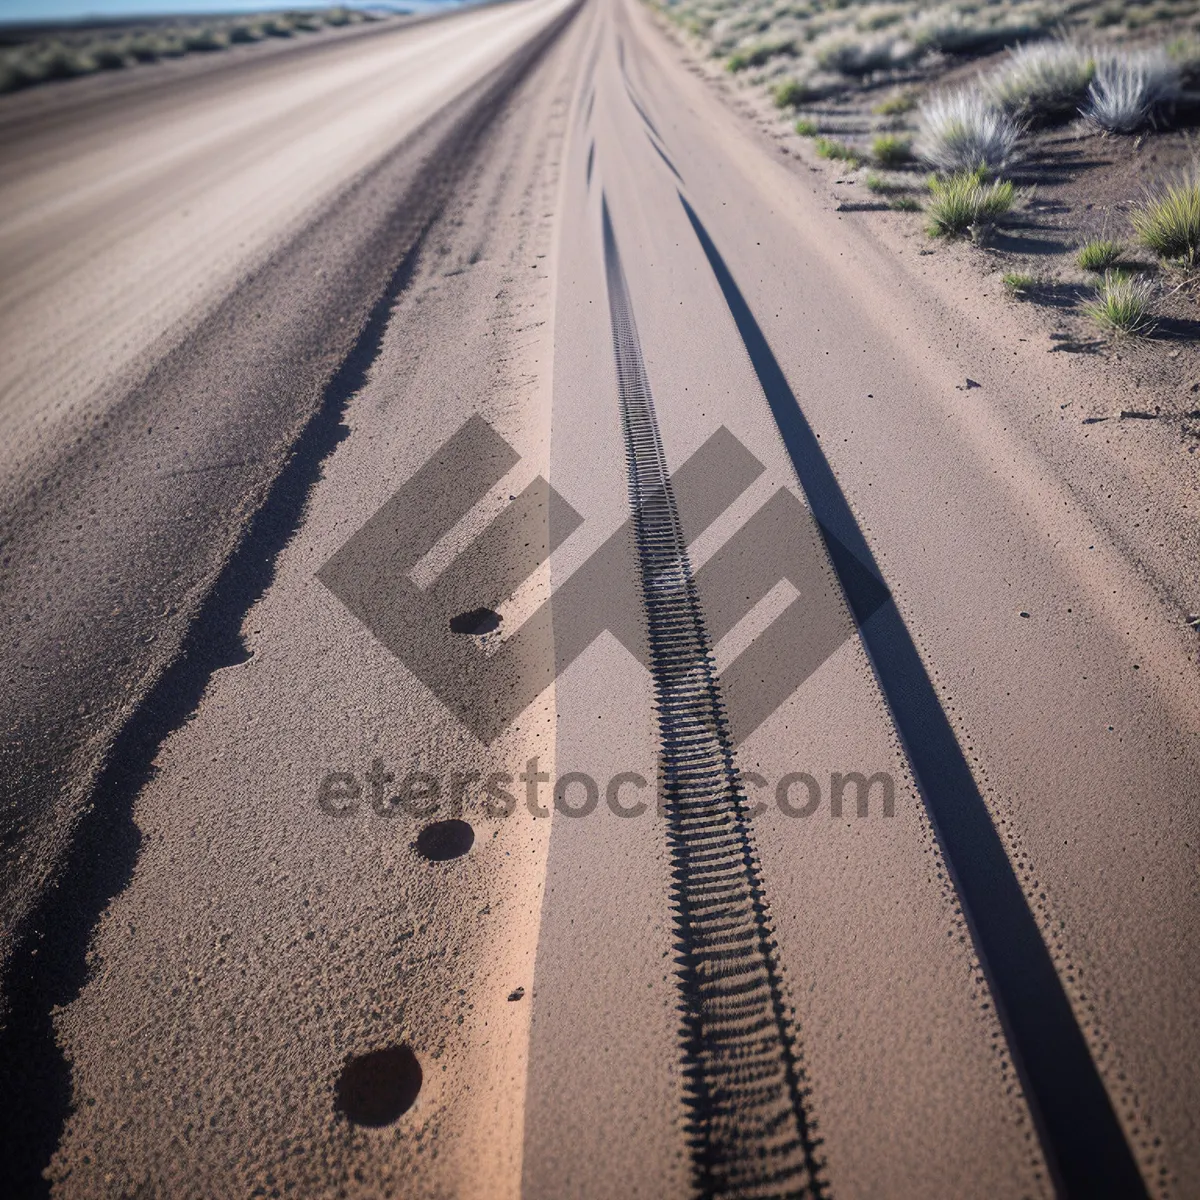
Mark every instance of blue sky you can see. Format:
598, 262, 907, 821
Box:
0, 0, 452, 22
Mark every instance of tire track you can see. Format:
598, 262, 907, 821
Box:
600, 194, 826, 1200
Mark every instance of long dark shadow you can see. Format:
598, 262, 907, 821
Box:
646, 130, 682, 182
623, 77, 663, 141
679, 192, 1147, 1200
0, 229, 429, 1200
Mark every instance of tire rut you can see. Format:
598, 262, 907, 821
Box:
601, 193, 827, 1200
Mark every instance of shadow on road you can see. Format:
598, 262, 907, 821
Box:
679, 190, 1149, 1200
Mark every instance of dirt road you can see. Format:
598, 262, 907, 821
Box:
1, 0, 1196, 1196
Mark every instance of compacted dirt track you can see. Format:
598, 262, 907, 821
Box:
1, 0, 1197, 1196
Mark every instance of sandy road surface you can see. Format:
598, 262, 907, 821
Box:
2, 0, 1198, 1196
0, 0, 573, 951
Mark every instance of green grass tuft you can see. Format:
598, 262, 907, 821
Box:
926, 170, 1017, 236
1076, 239, 1124, 272
866, 172, 915, 198
814, 136, 862, 166
727, 38, 795, 73
1002, 271, 1037, 294
1083, 270, 1155, 335
872, 133, 911, 166
873, 89, 917, 116
795, 118, 819, 137
1131, 178, 1200, 264
890, 196, 922, 212
773, 78, 811, 108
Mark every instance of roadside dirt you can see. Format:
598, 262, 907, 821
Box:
650, 5, 1200, 645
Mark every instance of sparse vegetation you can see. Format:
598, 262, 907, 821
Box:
910, 7, 1046, 56
873, 89, 917, 117
0, 7, 378, 94
1083, 269, 1156, 334
865, 170, 904, 194
926, 170, 1018, 236
986, 41, 1097, 121
814, 136, 863, 166
1077, 238, 1124, 271
1083, 50, 1181, 131
1124, 2, 1194, 31
915, 89, 1022, 174
664, 0, 1199, 344
1003, 271, 1038, 294
773, 78, 812, 108
727, 38, 795, 71
857, 8, 907, 33
1131, 176, 1200, 263
813, 31, 910, 75
258, 18, 295, 38
1167, 35, 1200, 88
872, 133, 912, 165
182, 29, 223, 53
695, 0, 1063, 103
